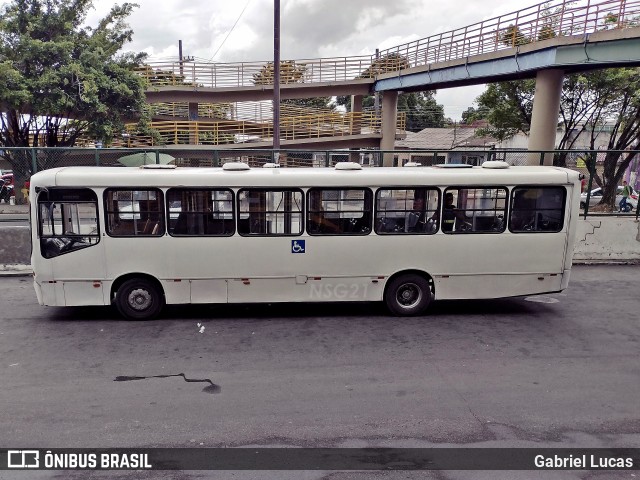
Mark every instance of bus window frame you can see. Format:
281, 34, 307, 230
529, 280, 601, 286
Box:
236, 187, 305, 237
374, 186, 441, 235
104, 187, 165, 238
508, 185, 567, 234
306, 187, 373, 236
441, 185, 509, 234
37, 187, 101, 258
166, 187, 236, 237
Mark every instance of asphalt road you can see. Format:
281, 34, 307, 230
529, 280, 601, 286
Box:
0, 265, 639, 480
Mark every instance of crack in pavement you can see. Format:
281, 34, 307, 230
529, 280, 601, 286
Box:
114, 373, 221, 394
434, 364, 491, 440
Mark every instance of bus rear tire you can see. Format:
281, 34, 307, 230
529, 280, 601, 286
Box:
384, 274, 432, 316
115, 278, 164, 320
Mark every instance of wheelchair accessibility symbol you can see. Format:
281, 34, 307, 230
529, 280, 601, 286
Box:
291, 240, 305, 253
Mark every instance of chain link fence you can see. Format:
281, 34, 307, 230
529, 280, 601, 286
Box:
1, 147, 638, 217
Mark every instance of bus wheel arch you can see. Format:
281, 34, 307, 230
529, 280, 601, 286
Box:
111, 274, 165, 320
384, 270, 434, 316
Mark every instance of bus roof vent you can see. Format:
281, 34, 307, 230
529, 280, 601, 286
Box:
482, 161, 510, 169
334, 162, 362, 171
139, 164, 176, 170
222, 162, 250, 171
262, 163, 280, 168
434, 163, 473, 168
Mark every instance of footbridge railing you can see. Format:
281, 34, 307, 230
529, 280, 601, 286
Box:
138, 0, 640, 89
378, 0, 640, 68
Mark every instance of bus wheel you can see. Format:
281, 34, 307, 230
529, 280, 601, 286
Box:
115, 278, 164, 320
385, 274, 432, 316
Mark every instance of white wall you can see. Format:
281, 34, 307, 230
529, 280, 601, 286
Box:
573, 217, 640, 262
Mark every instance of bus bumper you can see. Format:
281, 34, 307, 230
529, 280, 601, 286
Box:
33, 279, 44, 306
561, 269, 571, 290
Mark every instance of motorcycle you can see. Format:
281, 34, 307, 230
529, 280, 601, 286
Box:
0, 178, 15, 203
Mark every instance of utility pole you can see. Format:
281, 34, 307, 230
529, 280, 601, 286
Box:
178, 39, 183, 77
273, 0, 281, 158
373, 48, 380, 115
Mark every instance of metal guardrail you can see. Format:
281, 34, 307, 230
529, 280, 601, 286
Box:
26, 105, 405, 147
1, 147, 638, 220
138, 0, 640, 88
78, 111, 405, 148
379, 0, 640, 68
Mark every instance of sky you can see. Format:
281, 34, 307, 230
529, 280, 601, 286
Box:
84, 0, 530, 120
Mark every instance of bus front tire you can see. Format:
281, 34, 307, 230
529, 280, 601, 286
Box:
115, 278, 164, 320
385, 274, 432, 316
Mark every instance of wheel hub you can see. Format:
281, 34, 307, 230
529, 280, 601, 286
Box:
128, 288, 152, 311
397, 283, 422, 309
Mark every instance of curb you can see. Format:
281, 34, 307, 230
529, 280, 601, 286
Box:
0, 265, 32, 277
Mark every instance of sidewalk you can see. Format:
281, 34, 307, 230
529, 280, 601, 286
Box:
0, 203, 29, 214
0, 264, 32, 276
0, 203, 33, 277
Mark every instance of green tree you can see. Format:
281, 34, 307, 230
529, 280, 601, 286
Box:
499, 25, 531, 47
397, 92, 445, 131
252, 60, 306, 85
585, 68, 640, 209
460, 106, 487, 125
473, 68, 640, 209
336, 91, 445, 131
359, 52, 410, 78
253, 60, 334, 112
281, 97, 335, 111
0, 0, 148, 180
474, 80, 535, 141
336, 54, 444, 130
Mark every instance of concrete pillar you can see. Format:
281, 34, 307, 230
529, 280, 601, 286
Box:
188, 102, 199, 145
349, 95, 364, 163
350, 95, 363, 135
380, 91, 398, 167
527, 69, 564, 165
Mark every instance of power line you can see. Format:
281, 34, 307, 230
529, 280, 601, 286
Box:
207, 0, 252, 62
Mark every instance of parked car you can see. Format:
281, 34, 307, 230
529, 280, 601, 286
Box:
580, 185, 638, 210
1, 171, 13, 186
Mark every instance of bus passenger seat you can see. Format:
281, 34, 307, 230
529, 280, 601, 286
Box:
173, 213, 188, 234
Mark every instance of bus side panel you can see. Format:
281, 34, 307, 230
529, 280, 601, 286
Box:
33, 248, 107, 306
227, 276, 384, 303
35, 281, 64, 306
190, 279, 227, 303
564, 182, 581, 272
62, 281, 105, 306
158, 279, 191, 304
433, 273, 564, 300
305, 277, 384, 303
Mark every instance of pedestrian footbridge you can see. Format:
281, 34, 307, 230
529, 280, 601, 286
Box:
127, 0, 640, 155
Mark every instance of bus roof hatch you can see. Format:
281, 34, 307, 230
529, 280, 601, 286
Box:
334, 162, 362, 171
222, 162, 251, 171
482, 161, 510, 169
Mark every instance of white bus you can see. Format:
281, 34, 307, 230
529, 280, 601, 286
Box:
30, 161, 580, 320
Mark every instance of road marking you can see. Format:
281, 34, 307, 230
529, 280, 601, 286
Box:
524, 296, 559, 304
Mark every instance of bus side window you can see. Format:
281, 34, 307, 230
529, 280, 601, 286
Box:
375, 188, 439, 235
307, 188, 372, 235
37, 189, 100, 258
104, 189, 165, 237
442, 187, 507, 234
167, 188, 235, 237
510, 187, 566, 233
237, 189, 303, 236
